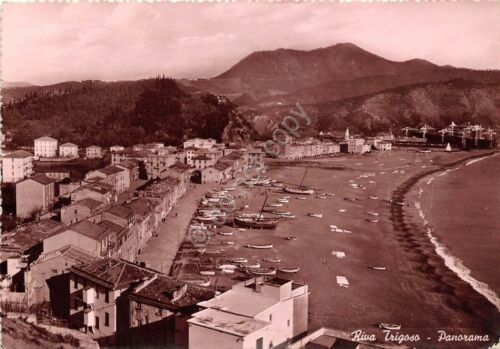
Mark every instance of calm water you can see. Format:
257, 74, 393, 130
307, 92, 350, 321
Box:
419, 153, 500, 309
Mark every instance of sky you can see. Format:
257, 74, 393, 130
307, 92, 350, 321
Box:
2, 2, 500, 86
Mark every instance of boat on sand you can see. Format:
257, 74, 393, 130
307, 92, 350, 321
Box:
278, 266, 300, 273
379, 323, 401, 331
246, 268, 276, 276
306, 213, 323, 218
246, 243, 273, 249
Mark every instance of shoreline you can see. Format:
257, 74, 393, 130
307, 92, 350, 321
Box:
389, 150, 500, 346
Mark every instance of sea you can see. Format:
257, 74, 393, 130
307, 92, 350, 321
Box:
415, 153, 500, 312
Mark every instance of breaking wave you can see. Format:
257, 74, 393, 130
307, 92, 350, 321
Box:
414, 201, 500, 312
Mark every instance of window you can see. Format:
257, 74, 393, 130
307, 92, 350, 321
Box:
287, 319, 290, 327
269, 314, 272, 321
74, 209, 78, 214
157, 308, 163, 316
52, 269, 58, 275
74, 277, 78, 289
145, 315, 149, 324
105, 289, 110, 303
95, 316, 100, 329
104, 312, 109, 327
95, 287, 99, 299
256, 337, 263, 349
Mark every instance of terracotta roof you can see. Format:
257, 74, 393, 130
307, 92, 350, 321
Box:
99, 219, 127, 235
81, 183, 112, 195
70, 258, 158, 290
105, 205, 134, 219
130, 275, 214, 312
76, 198, 103, 210
69, 220, 111, 241
60, 142, 78, 147
35, 245, 97, 266
35, 136, 57, 142
192, 155, 211, 161
86, 145, 101, 149
124, 197, 158, 217
0, 219, 65, 253
3, 150, 32, 159
25, 173, 56, 185
98, 166, 125, 175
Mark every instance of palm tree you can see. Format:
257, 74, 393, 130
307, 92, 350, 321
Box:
420, 124, 435, 139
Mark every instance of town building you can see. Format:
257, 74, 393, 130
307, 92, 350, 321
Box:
68, 258, 157, 344
189, 277, 309, 349
183, 138, 216, 150
85, 166, 128, 193
192, 155, 215, 170
43, 220, 116, 258
25, 245, 96, 318
16, 174, 57, 219
201, 165, 226, 184
248, 148, 265, 168
59, 142, 79, 158
145, 153, 177, 179
86, 145, 103, 159
347, 138, 367, 154
71, 182, 114, 204
61, 198, 105, 225
34, 136, 58, 158
110, 145, 125, 153
38, 170, 71, 181
376, 141, 392, 151
1, 150, 33, 183
124, 274, 215, 348
116, 160, 140, 186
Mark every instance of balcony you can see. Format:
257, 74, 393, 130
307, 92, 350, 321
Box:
83, 308, 95, 327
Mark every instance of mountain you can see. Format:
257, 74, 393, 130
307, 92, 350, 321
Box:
182, 43, 500, 107
2, 81, 36, 89
1, 77, 257, 148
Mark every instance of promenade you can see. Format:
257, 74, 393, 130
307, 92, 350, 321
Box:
136, 183, 214, 274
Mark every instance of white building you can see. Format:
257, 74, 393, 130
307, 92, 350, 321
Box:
183, 138, 216, 150
59, 142, 79, 157
1, 150, 33, 183
34, 136, 58, 158
376, 141, 392, 151
86, 145, 103, 159
188, 277, 309, 349
110, 145, 124, 153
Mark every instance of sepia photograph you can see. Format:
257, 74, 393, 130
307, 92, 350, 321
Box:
0, 1, 499, 348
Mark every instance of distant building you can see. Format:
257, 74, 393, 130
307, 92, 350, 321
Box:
192, 155, 214, 170
16, 174, 57, 219
59, 142, 79, 158
189, 277, 309, 349
85, 166, 128, 193
34, 136, 58, 158
145, 154, 177, 179
248, 148, 265, 168
1, 150, 33, 183
71, 182, 114, 204
124, 274, 215, 349
183, 138, 216, 150
68, 258, 157, 344
347, 138, 367, 154
110, 145, 125, 153
376, 141, 392, 151
86, 145, 103, 159
201, 165, 225, 184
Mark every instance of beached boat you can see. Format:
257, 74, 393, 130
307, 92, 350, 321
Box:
278, 199, 289, 203
267, 203, 283, 207
230, 257, 247, 264
367, 219, 378, 223
278, 266, 300, 273
295, 196, 307, 200
235, 216, 280, 229
316, 196, 327, 200
181, 277, 210, 287
246, 268, 276, 276
306, 213, 323, 218
217, 264, 238, 270
195, 215, 217, 222
200, 270, 216, 276
221, 241, 234, 245
284, 186, 314, 195
285, 236, 298, 241
367, 211, 379, 216
263, 257, 282, 263
221, 269, 235, 274
282, 196, 290, 199
369, 266, 387, 271
325, 193, 335, 196
279, 214, 296, 219
218, 231, 234, 236
369, 196, 379, 200
246, 243, 273, 249
243, 262, 261, 269
379, 323, 401, 331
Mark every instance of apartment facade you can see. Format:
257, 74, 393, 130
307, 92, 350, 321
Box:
16, 174, 57, 219
34, 136, 58, 158
1, 150, 33, 183
59, 142, 79, 157
86, 146, 103, 159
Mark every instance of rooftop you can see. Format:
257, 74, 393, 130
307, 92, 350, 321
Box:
3, 150, 32, 159
21, 173, 56, 185
86, 145, 102, 149
35, 136, 57, 142
98, 166, 125, 175
75, 198, 103, 210
125, 197, 159, 217
0, 219, 65, 253
130, 275, 214, 312
192, 155, 211, 161
80, 182, 113, 195
105, 204, 134, 219
188, 308, 269, 337
70, 258, 158, 290
34, 245, 97, 266
67, 220, 111, 242
60, 142, 78, 147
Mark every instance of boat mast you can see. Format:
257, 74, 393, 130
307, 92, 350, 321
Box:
258, 193, 269, 219
298, 168, 309, 189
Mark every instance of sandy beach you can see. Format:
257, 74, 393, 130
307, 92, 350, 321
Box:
170, 149, 499, 348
